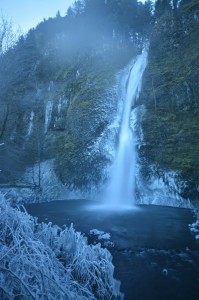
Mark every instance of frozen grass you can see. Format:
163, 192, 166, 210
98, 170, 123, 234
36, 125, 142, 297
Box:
0, 194, 123, 299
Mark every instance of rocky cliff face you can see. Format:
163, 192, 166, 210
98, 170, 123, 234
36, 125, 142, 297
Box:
0, 15, 137, 194
138, 0, 199, 202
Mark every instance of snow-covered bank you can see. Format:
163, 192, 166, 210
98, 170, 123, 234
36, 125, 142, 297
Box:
135, 167, 192, 208
0, 194, 123, 299
0, 156, 193, 210
1, 160, 82, 204
189, 201, 199, 240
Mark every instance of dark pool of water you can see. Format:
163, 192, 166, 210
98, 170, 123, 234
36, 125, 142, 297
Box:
26, 200, 199, 300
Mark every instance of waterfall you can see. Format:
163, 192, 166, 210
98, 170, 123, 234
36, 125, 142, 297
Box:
45, 101, 53, 134
105, 51, 147, 208
26, 111, 34, 137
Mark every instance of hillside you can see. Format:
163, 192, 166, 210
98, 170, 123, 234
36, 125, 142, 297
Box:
0, 0, 151, 194
139, 0, 199, 201
0, 0, 199, 204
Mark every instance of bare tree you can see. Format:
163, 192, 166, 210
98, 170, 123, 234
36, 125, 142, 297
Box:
0, 14, 21, 54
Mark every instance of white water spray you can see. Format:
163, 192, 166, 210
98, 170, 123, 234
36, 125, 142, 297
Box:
105, 51, 147, 208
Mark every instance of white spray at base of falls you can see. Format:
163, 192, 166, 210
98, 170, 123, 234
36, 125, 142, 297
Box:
105, 51, 147, 209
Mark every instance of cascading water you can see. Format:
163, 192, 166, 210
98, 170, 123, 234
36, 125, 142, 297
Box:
105, 51, 147, 208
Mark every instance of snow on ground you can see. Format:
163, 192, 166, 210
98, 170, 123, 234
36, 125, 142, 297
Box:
90, 229, 111, 240
189, 202, 199, 239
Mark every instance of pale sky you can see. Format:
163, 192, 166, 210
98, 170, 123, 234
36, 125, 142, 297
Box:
0, 0, 75, 32
0, 0, 147, 33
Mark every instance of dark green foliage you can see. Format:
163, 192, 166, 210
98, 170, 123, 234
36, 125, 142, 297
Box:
55, 133, 109, 189
139, 0, 199, 199
155, 0, 172, 17
0, 31, 41, 100
53, 53, 119, 189
140, 110, 199, 199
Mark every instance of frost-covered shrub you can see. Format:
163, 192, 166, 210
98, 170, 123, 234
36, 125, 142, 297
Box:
0, 194, 122, 299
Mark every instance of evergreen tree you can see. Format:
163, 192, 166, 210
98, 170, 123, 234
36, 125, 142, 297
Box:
155, 0, 172, 17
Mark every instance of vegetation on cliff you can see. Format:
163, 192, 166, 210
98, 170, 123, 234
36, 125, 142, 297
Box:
0, 0, 152, 190
139, 0, 199, 199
